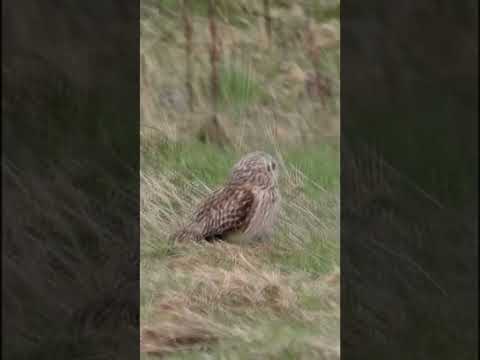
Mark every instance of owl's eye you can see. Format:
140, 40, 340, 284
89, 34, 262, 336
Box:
271, 162, 276, 170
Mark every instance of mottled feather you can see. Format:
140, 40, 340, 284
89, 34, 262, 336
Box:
171, 151, 280, 243
193, 185, 256, 240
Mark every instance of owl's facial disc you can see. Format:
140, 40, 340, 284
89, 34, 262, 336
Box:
265, 159, 277, 174
269, 160, 279, 183
261, 156, 279, 185
229, 152, 279, 187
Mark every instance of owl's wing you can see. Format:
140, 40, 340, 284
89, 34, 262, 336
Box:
193, 186, 256, 240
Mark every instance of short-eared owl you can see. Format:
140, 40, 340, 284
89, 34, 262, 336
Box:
173, 151, 281, 242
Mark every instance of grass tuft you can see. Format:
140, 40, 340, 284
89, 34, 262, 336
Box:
140, 0, 340, 357
219, 61, 264, 111
140, 142, 339, 359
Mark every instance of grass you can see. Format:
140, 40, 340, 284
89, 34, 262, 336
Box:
140, 0, 340, 142
140, 0, 340, 358
219, 61, 264, 111
140, 141, 340, 359
141, 141, 339, 191
310, 1, 341, 22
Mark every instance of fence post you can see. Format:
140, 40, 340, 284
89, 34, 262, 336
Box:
263, 0, 272, 49
183, 0, 194, 112
208, 0, 220, 118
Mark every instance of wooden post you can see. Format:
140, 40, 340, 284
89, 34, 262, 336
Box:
263, 0, 272, 48
304, 17, 331, 108
183, 0, 194, 112
197, 0, 230, 148
208, 0, 220, 117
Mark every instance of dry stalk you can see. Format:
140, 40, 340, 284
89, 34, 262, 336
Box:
200, 0, 231, 148
263, 0, 272, 49
304, 17, 332, 108
208, 0, 220, 118
183, 0, 194, 112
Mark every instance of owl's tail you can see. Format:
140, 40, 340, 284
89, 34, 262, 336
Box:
169, 224, 203, 243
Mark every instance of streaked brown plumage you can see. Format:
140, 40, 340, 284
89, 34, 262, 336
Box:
173, 151, 280, 243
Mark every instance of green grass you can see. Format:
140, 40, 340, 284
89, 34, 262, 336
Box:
285, 144, 340, 196
152, 0, 259, 27
142, 141, 338, 192
140, 0, 340, 357
310, 1, 341, 22
140, 141, 339, 359
271, 233, 339, 274
219, 61, 265, 112
141, 141, 235, 185
159, 318, 338, 359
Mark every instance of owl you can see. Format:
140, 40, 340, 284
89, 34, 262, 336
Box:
172, 151, 281, 243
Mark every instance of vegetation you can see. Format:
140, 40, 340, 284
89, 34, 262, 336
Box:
140, 0, 340, 358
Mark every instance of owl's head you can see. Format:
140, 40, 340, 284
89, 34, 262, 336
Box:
228, 151, 279, 188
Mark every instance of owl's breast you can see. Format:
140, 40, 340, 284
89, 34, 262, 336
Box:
244, 187, 280, 239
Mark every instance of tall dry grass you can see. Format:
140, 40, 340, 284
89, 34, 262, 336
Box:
140, 0, 340, 144
140, 143, 340, 358
140, 1, 340, 358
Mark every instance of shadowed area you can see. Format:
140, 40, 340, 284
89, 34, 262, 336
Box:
2, 1, 139, 359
